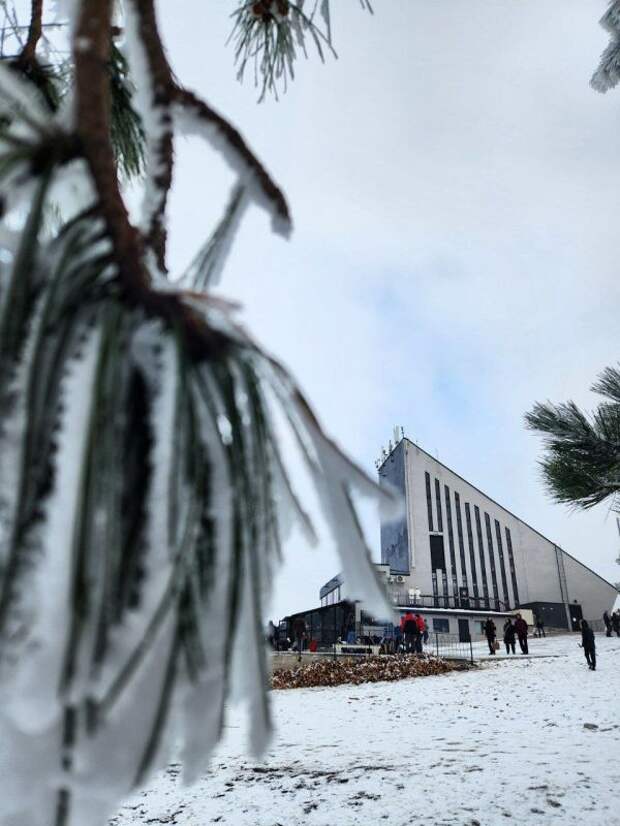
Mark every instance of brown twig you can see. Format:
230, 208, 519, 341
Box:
16, 0, 43, 67
72, 0, 228, 360
73, 0, 147, 291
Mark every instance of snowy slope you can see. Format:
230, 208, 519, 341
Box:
113, 634, 620, 826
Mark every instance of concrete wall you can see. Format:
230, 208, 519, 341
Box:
561, 551, 618, 621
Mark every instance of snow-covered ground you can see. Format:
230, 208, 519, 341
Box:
114, 634, 620, 826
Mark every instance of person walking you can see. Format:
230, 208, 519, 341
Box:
483, 617, 497, 655
535, 615, 546, 638
580, 619, 596, 670
401, 611, 417, 653
612, 611, 620, 638
514, 613, 529, 654
503, 619, 516, 654
292, 616, 306, 661
603, 611, 612, 638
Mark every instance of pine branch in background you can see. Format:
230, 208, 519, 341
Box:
229, 0, 372, 101
108, 42, 145, 179
525, 365, 620, 513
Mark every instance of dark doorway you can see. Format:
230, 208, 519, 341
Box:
569, 604, 583, 632
458, 619, 471, 642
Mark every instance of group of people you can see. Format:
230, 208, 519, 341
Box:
483, 613, 530, 655
399, 611, 429, 653
603, 610, 620, 637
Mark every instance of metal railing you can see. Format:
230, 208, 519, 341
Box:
390, 592, 510, 612
429, 632, 474, 663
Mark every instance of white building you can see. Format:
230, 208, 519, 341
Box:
373, 437, 617, 638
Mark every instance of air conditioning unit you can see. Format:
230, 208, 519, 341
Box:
396, 575, 404, 583
387, 576, 395, 584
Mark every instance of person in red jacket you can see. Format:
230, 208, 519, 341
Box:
400, 612, 417, 653
514, 613, 529, 654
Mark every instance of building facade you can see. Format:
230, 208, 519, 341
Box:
378, 438, 617, 632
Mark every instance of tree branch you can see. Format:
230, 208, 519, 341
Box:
128, 0, 174, 273
172, 86, 291, 235
17, 0, 43, 66
72, 0, 228, 360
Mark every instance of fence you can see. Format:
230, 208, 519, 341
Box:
428, 632, 474, 663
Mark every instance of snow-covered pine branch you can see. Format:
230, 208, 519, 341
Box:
0, 4, 397, 826
591, 0, 620, 92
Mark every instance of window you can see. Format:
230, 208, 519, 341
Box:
475, 621, 486, 635
444, 485, 459, 599
484, 512, 500, 607
454, 492, 469, 592
425, 472, 434, 531
494, 519, 510, 608
505, 527, 520, 605
474, 505, 489, 601
434, 478, 443, 532
430, 534, 446, 571
433, 618, 449, 634
464, 503, 479, 597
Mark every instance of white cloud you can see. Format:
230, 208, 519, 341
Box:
159, 0, 620, 617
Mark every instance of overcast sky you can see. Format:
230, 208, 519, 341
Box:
158, 0, 619, 619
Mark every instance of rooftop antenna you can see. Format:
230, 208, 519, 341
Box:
393, 425, 400, 445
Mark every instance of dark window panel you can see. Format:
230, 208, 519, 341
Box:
454, 492, 469, 594
434, 478, 443, 532
484, 512, 500, 610
430, 534, 446, 571
464, 503, 479, 598
494, 519, 511, 608
425, 472, 434, 532
444, 485, 460, 599
505, 527, 520, 606
473, 505, 489, 605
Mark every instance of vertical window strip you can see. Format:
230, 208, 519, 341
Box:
434, 478, 443, 532
454, 492, 468, 592
464, 503, 479, 598
505, 527, 520, 606
474, 505, 489, 604
484, 512, 500, 609
494, 519, 510, 608
444, 485, 459, 598
425, 471, 434, 531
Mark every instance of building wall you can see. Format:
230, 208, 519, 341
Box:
378, 439, 617, 623
561, 551, 618, 621
379, 441, 410, 574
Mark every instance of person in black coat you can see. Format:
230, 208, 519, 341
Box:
514, 614, 529, 654
483, 618, 497, 655
612, 611, 620, 638
503, 619, 516, 654
580, 619, 596, 671
603, 611, 612, 638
